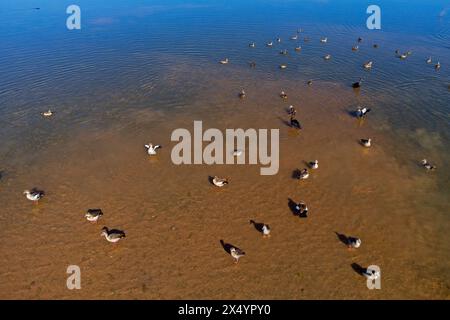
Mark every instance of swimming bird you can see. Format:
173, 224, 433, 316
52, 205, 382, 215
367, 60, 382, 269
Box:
347, 237, 362, 249
212, 176, 228, 187
298, 168, 309, 180
399, 53, 408, 59
101, 227, 126, 243
280, 91, 288, 99
435, 62, 441, 70
279, 64, 287, 69
352, 45, 359, 51
290, 115, 301, 129
85, 209, 103, 222
307, 80, 313, 86
295, 46, 302, 52
238, 89, 246, 99
309, 160, 318, 169
360, 138, 371, 148
145, 143, 161, 155
373, 44, 379, 48
41, 109, 53, 117
363, 61, 373, 69
219, 58, 229, 64
352, 78, 362, 88
304, 37, 310, 42
320, 37, 328, 43
230, 247, 246, 263
24, 189, 44, 202
421, 159, 436, 171
356, 106, 371, 118
288, 105, 297, 116
277, 37, 281, 43
249, 61, 256, 68
249, 42, 255, 48
426, 57, 432, 64
295, 202, 308, 217
357, 37, 363, 43
266, 41, 273, 47
324, 54, 331, 60
279, 49, 288, 55
291, 35, 298, 40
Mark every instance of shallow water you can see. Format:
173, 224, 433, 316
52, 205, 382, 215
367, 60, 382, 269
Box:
0, 0, 449, 299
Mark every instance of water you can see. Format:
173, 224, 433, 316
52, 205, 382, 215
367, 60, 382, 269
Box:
0, 0, 449, 298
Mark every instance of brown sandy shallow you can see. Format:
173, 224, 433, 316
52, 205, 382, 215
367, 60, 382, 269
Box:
0, 66, 449, 299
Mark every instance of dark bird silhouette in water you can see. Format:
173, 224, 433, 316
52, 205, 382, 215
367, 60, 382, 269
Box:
290, 116, 302, 129
352, 78, 362, 88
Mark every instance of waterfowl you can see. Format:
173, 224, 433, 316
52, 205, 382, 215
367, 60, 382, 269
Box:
249, 42, 255, 48
364, 268, 380, 281
266, 41, 273, 47
232, 149, 243, 157
291, 35, 298, 40
357, 37, 363, 43
399, 53, 408, 59
280, 91, 288, 99
347, 237, 362, 249
324, 54, 331, 60
101, 227, 126, 243
85, 209, 103, 222
290, 116, 301, 129
435, 62, 441, 70
298, 168, 309, 180
212, 176, 228, 187
295, 46, 302, 52
307, 80, 313, 86
288, 105, 296, 116
230, 247, 246, 263
304, 37, 310, 42
276, 37, 281, 43
320, 37, 328, 43
352, 45, 359, 51
360, 138, 371, 148
144, 143, 161, 155
295, 202, 308, 217
373, 44, 378, 48
426, 57, 432, 64
363, 61, 373, 69
41, 109, 53, 117
24, 189, 44, 202
309, 160, 318, 169
352, 78, 362, 88
421, 159, 436, 171
356, 107, 371, 118
279, 64, 287, 69
249, 61, 256, 68
279, 49, 288, 55
219, 58, 229, 64
407, 50, 413, 56
238, 89, 246, 99
262, 224, 271, 237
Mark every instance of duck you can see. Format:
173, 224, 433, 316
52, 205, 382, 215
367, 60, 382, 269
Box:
357, 37, 363, 43
307, 80, 313, 86
352, 45, 359, 51
291, 35, 298, 40
324, 54, 331, 60
320, 37, 328, 43
249, 42, 255, 48
280, 91, 288, 99
238, 89, 246, 99
290, 115, 301, 129
421, 159, 436, 171
347, 237, 362, 249
144, 143, 162, 155
295, 202, 308, 217
298, 168, 309, 180
23, 189, 44, 202
249, 61, 256, 68
212, 176, 228, 187
219, 58, 229, 64
101, 227, 126, 243
363, 61, 373, 69
304, 37, 310, 42
288, 105, 297, 116
373, 44, 379, 48
399, 53, 408, 59
279, 64, 287, 69
356, 106, 371, 118
266, 41, 273, 47
435, 62, 441, 70
309, 160, 318, 169
230, 247, 246, 263
295, 46, 302, 52
352, 78, 363, 88
85, 209, 103, 222
426, 57, 432, 64
276, 37, 281, 43
41, 109, 53, 117
232, 149, 243, 157
360, 138, 371, 148
279, 49, 288, 55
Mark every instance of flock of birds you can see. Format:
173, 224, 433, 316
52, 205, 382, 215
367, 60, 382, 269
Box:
17, 28, 440, 285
